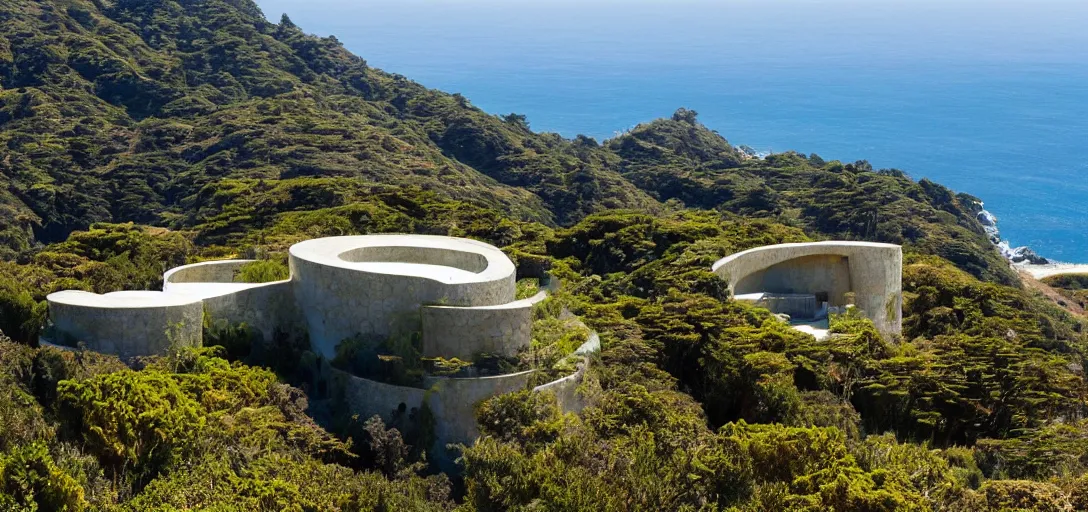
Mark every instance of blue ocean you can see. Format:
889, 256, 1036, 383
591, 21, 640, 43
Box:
255, 0, 1088, 262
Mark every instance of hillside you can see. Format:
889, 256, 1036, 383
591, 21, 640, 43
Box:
2, 0, 1087, 510
0, 0, 660, 256
0, 0, 1009, 285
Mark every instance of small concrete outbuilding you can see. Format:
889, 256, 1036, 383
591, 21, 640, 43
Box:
712, 241, 903, 339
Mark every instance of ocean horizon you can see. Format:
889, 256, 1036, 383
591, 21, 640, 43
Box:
255, 0, 1088, 262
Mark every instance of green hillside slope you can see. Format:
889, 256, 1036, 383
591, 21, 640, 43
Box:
2, 0, 1085, 510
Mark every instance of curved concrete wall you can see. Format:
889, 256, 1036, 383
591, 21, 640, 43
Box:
335, 328, 602, 456
333, 368, 428, 426
421, 290, 548, 360
200, 281, 302, 341
333, 367, 535, 468
423, 370, 536, 456
164, 259, 302, 343
735, 254, 853, 306
45, 235, 524, 361
535, 368, 586, 414
713, 242, 902, 337
290, 235, 517, 359
339, 246, 489, 273
164, 259, 252, 286
47, 234, 594, 466
533, 331, 601, 413
46, 290, 203, 358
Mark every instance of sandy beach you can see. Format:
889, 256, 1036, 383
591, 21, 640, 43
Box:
1017, 263, 1088, 280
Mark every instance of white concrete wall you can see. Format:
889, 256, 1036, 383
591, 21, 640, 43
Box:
339, 246, 489, 273
290, 235, 517, 360
164, 259, 252, 286
333, 367, 428, 426
47, 233, 610, 474
421, 290, 548, 360
46, 291, 203, 358
201, 281, 303, 342
713, 242, 902, 337
165, 259, 303, 344
333, 366, 534, 467
534, 366, 586, 414
422, 371, 536, 459
533, 330, 600, 414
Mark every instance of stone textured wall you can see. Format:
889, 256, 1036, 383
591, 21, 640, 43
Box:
534, 367, 586, 414
421, 290, 547, 360
333, 367, 428, 426
333, 366, 535, 470
164, 259, 303, 344
201, 281, 303, 342
47, 234, 610, 473
290, 236, 516, 360
47, 291, 203, 358
533, 329, 600, 414
422, 371, 535, 461
713, 242, 902, 337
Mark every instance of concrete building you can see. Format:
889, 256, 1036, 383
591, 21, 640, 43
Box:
712, 241, 903, 339
45, 234, 595, 462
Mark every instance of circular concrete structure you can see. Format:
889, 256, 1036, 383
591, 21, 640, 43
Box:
713, 241, 902, 338
46, 290, 202, 358
290, 235, 517, 359
44, 234, 602, 462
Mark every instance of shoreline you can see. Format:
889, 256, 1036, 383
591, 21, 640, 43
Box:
974, 201, 1051, 265
1015, 262, 1088, 280
976, 202, 1088, 279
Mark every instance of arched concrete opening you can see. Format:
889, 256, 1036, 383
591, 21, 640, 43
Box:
713, 241, 902, 339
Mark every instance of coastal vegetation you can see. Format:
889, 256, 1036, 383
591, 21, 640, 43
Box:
1, 0, 1086, 510
1043, 273, 1088, 310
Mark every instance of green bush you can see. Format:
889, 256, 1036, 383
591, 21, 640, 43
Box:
0, 442, 87, 512
978, 480, 1071, 512
476, 390, 564, 447
235, 258, 290, 283
57, 371, 205, 484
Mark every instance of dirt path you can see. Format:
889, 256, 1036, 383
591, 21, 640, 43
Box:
1018, 268, 1086, 316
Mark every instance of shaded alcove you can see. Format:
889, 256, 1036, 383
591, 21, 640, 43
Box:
713, 241, 903, 339
733, 254, 852, 307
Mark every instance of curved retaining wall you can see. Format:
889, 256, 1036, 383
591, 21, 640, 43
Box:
423, 371, 536, 456
333, 367, 534, 469
164, 259, 252, 285
200, 281, 302, 342
533, 331, 600, 413
333, 368, 428, 426
421, 290, 548, 360
712, 241, 902, 337
290, 235, 517, 359
165, 260, 302, 343
334, 329, 601, 469
46, 290, 203, 358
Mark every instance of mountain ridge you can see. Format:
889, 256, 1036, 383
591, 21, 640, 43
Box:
0, 0, 1011, 286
